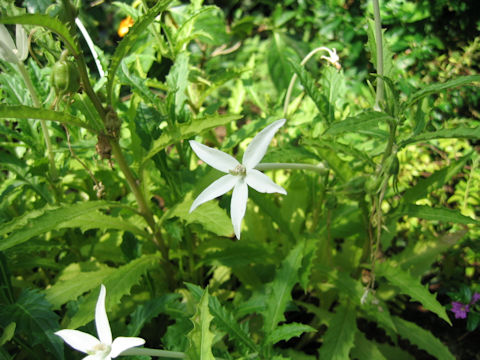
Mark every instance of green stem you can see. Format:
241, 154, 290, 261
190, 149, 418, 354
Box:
255, 162, 327, 174
373, 0, 384, 110
17, 61, 59, 181
121, 347, 186, 358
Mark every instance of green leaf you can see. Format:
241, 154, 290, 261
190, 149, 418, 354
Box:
366, 19, 395, 78
401, 153, 472, 204
165, 194, 233, 237
400, 126, 480, 147
186, 288, 215, 360
0, 201, 123, 251
185, 283, 258, 353
0, 323, 15, 346
166, 51, 190, 117
44, 262, 116, 309
317, 302, 357, 360
127, 294, 182, 336
0, 289, 64, 359
107, 0, 172, 103
376, 262, 451, 325
392, 316, 455, 360
288, 59, 323, 114
351, 332, 387, 360
324, 111, 392, 136
265, 323, 315, 345
0, 105, 94, 131
0, 14, 79, 56
406, 75, 480, 107
268, 32, 296, 92
262, 240, 305, 335
392, 204, 479, 225
67, 254, 161, 329
145, 113, 242, 162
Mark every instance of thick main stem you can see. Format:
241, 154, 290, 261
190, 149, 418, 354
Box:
373, 0, 384, 110
17, 61, 58, 181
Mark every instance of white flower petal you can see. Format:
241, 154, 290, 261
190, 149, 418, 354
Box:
95, 285, 112, 345
15, 24, 28, 61
190, 174, 237, 213
0, 24, 16, 53
110, 336, 145, 358
231, 179, 248, 239
82, 355, 106, 360
190, 140, 239, 173
55, 329, 101, 354
0, 38, 18, 63
246, 169, 287, 194
242, 119, 286, 169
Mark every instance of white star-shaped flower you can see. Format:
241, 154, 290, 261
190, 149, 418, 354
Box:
55, 285, 145, 360
189, 118, 287, 239
0, 24, 28, 64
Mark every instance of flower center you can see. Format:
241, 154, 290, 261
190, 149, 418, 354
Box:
87, 343, 111, 356
229, 164, 246, 176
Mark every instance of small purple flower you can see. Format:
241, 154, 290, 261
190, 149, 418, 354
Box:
471, 292, 480, 304
451, 301, 470, 319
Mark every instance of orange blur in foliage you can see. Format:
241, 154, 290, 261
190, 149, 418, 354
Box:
118, 16, 134, 37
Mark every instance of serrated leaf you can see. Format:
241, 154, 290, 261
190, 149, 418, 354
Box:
0, 105, 94, 131
127, 294, 182, 336
185, 283, 257, 353
288, 59, 323, 114
401, 153, 471, 204
324, 111, 392, 136
262, 240, 305, 335
400, 126, 480, 147
107, 0, 173, 103
376, 262, 451, 325
68, 254, 161, 329
265, 322, 315, 345
166, 51, 189, 117
64, 211, 147, 236
351, 332, 387, 360
144, 114, 242, 163
0, 289, 64, 359
406, 75, 480, 107
318, 302, 357, 360
0, 201, 122, 251
268, 32, 296, 92
0, 14, 79, 56
44, 262, 116, 309
166, 194, 233, 236
392, 204, 478, 225
186, 289, 215, 360
392, 316, 455, 360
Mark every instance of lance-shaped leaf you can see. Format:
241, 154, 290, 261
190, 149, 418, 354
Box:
186, 288, 215, 360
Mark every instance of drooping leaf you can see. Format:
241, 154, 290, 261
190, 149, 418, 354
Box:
107, 0, 173, 103
288, 59, 323, 114
0, 105, 94, 131
166, 51, 190, 117
67, 254, 161, 329
392, 316, 455, 360
186, 288, 215, 360
317, 301, 357, 360
144, 114, 242, 162
0, 289, 64, 359
185, 283, 258, 353
267, 32, 296, 93
262, 240, 305, 334
376, 262, 451, 325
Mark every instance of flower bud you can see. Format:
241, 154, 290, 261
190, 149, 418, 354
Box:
51, 59, 80, 95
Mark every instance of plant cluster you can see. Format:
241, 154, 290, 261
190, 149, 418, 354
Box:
0, 0, 479, 359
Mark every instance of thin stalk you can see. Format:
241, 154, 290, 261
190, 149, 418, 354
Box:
17, 61, 59, 181
121, 347, 186, 358
256, 162, 327, 174
372, 0, 384, 110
